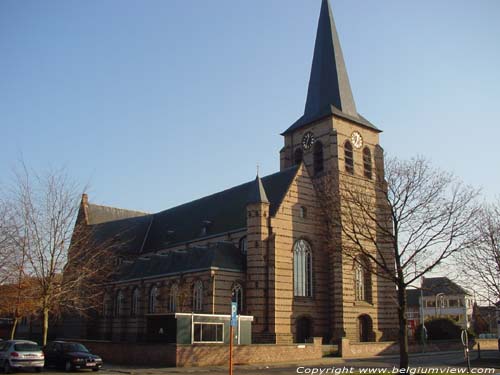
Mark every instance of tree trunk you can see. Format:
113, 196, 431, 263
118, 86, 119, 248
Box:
42, 307, 49, 346
397, 282, 409, 370
10, 318, 18, 340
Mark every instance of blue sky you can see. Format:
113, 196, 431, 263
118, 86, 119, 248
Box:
1, 0, 499, 213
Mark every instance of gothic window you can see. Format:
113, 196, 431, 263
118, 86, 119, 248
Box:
345, 141, 354, 174
192, 280, 203, 312
114, 290, 124, 317
131, 288, 140, 317
354, 256, 372, 303
239, 236, 247, 255
293, 239, 313, 297
294, 148, 303, 165
231, 283, 244, 314
313, 141, 324, 174
149, 286, 159, 314
169, 283, 179, 312
363, 147, 372, 179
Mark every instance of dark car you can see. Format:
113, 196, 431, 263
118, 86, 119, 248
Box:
44, 341, 102, 372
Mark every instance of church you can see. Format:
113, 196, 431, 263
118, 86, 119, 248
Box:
73, 0, 397, 345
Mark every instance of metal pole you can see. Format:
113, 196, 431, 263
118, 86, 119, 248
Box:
420, 280, 426, 353
229, 325, 233, 375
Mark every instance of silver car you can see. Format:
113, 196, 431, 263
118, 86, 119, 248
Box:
0, 340, 44, 373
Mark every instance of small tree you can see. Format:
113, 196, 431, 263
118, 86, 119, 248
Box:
315, 156, 478, 370
8, 164, 115, 345
454, 201, 500, 305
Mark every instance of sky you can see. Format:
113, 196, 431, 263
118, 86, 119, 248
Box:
1, 0, 499, 214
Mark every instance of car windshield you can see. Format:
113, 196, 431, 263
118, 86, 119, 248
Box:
62, 343, 89, 353
14, 343, 40, 352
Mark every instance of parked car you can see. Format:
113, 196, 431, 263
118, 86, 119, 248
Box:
0, 340, 44, 373
44, 341, 102, 372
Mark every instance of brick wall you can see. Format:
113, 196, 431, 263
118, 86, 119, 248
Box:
80, 337, 322, 367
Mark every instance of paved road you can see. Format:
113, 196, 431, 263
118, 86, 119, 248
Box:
8, 351, 500, 375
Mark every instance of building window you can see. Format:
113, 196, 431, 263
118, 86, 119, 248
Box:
345, 141, 354, 174
131, 288, 140, 317
239, 236, 247, 255
149, 286, 159, 314
294, 148, 303, 165
169, 283, 178, 312
293, 239, 313, 297
313, 141, 324, 174
354, 256, 372, 303
299, 206, 307, 219
192, 280, 203, 312
232, 283, 244, 314
193, 323, 224, 343
103, 293, 111, 317
114, 290, 124, 317
363, 147, 372, 179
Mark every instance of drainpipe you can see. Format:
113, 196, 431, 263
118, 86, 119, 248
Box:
211, 270, 216, 315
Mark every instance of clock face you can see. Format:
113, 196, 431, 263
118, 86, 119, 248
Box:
351, 131, 363, 149
302, 131, 315, 150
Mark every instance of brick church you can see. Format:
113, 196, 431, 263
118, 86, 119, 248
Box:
73, 0, 397, 345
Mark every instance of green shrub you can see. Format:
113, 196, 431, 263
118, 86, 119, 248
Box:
415, 318, 475, 341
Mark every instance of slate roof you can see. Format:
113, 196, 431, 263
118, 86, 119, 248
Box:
115, 242, 244, 282
282, 0, 379, 135
247, 175, 269, 204
86, 165, 300, 256
421, 277, 470, 297
406, 289, 421, 308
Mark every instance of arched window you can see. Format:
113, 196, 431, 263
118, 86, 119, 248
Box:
114, 290, 124, 317
294, 148, 303, 165
169, 283, 178, 312
354, 256, 372, 303
313, 141, 324, 174
231, 283, 244, 314
345, 141, 354, 174
239, 236, 247, 255
293, 239, 313, 297
363, 147, 372, 179
103, 293, 111, 317
131, 288, 140, 317
149, 286, 159, 313
192, 280, 203, 312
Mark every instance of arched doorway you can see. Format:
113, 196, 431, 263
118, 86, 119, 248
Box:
296, 316, 312, 343
358, 314, 373, 342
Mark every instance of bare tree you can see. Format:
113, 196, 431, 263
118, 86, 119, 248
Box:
8, 164, 115, 345
315, 156, 479, 370
454, 201, 500, 305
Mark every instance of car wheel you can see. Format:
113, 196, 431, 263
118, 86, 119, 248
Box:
92, 369, 99, 372
35, 367, 43, 373
3, 361, 11, 374
65, 360, 73, 372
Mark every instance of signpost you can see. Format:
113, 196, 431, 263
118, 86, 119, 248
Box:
461, 329, 471, 373
229, 297, 238, 375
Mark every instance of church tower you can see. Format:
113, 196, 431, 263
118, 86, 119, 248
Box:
280, 0, 397, 342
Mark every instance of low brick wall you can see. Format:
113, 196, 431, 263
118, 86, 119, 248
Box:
340, 339, 480, 358
79, 337, 322, 367
177, 338, 322, 367
79, 341, 177, 366
476, 338, 498, 350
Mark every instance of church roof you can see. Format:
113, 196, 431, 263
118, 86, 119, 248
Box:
86, 165, 300, 255
282, 0, 379, 135
247, 175, 269, 204
115, 242, 244, 282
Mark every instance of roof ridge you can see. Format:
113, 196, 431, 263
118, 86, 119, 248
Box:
87, 202, 150, 216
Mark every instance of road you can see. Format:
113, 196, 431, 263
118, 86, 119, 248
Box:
8, 351, 500, 375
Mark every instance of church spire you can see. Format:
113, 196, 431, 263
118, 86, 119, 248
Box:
282, 0, 378, 135
305, 0, 357, 118
247, 175, 269, 204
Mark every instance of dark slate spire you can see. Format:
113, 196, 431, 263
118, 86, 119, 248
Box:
247, 175, 269, 204
282, 0, 379, 135
305, 0, 357, 117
